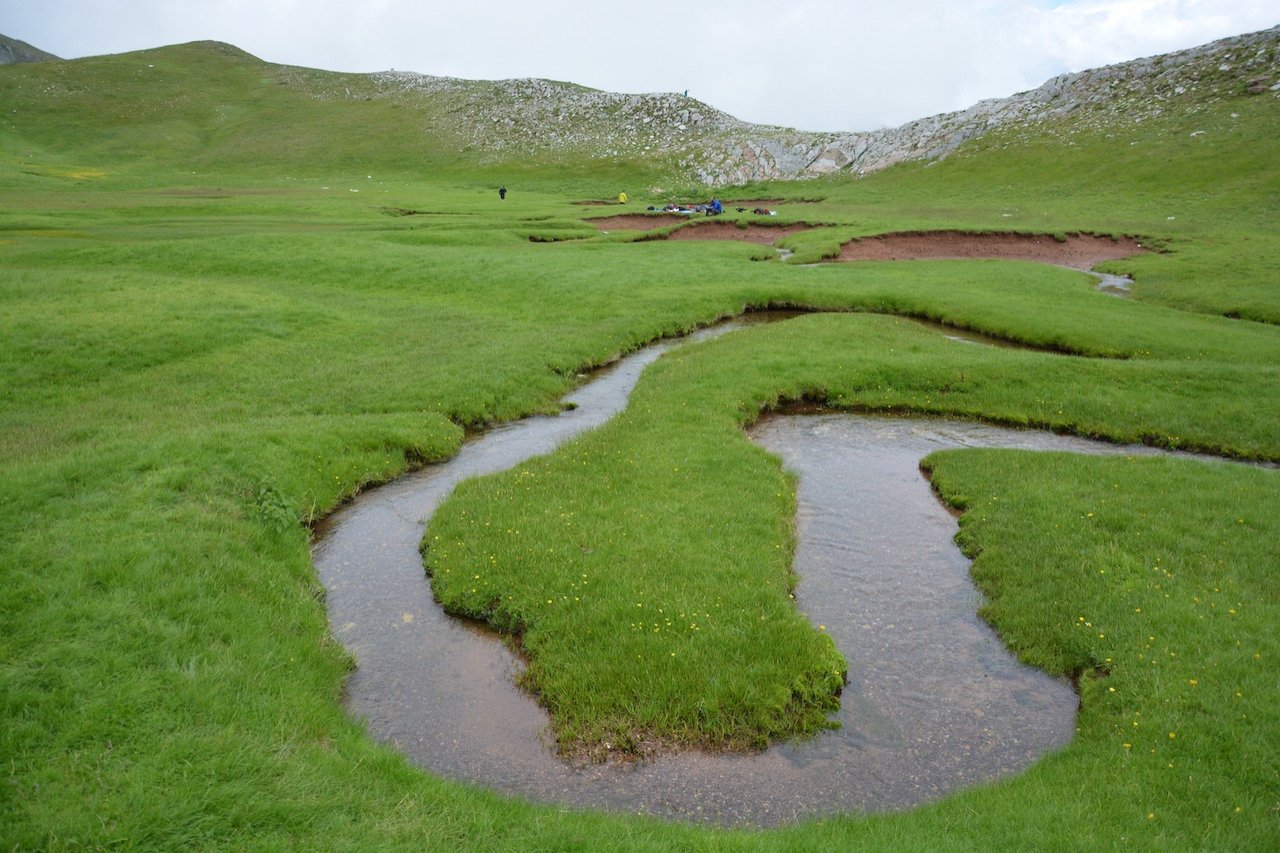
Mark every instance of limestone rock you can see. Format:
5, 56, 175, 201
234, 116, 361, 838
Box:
356, 25, 1279, 186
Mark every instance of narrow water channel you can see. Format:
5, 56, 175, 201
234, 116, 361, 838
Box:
312, 321, 1174, 826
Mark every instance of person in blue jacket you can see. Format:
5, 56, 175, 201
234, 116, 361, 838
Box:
708, 197, 722, 215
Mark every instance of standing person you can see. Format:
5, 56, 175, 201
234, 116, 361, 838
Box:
499, 186, 507, 200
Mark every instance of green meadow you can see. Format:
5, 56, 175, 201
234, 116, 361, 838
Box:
2, 41, 1278, 848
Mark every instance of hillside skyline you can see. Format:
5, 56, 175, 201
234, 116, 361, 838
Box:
8, 0, 1277, 133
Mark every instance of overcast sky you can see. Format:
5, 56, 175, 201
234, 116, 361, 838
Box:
5, 1, 1276, 131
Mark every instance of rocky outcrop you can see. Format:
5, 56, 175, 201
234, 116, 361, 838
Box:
369, 71, 753, 161
699, 25, 1280, 185
0, 34, 60, 65
356, 26, 1279, 186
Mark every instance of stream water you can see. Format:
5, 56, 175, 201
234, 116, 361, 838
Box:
1094, 272, 1134, 296
312, 319, 1177, 826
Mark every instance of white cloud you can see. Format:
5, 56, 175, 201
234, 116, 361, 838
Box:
4, 1, 1275, 131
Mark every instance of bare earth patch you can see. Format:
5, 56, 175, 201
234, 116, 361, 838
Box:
586, 215, 812, 244
665, 221, 814, 245
588, 214, 679, 231
835, 231, 1148, 271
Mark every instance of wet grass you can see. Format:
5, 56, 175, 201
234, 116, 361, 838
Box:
3, 38, 1279, 850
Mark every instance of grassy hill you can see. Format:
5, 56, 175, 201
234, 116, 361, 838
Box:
2, 29, 1278, 850
781, 79, 1280, 322
0, 40, 686, 190
3, 28, 1276, 190
0, 34, 60, 64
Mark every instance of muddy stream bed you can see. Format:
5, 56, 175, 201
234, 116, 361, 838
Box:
312, 318, 1184, 826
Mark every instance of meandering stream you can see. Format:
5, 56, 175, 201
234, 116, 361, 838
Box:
312, 319, 1181, 826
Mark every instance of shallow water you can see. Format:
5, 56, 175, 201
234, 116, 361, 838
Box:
312, 322, 1180, 826
1095, 271, 1134, 296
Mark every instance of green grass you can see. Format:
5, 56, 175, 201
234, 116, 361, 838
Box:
772, 91, 1280, 322
2, 38, 1279, 849
425, 311, 1278, 759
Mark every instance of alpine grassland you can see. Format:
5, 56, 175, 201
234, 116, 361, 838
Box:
2, 37, 1277, 849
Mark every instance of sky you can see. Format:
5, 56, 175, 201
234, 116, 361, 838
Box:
4, 1, 1276, 132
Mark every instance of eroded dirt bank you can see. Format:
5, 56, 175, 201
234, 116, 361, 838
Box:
665, 221, 813, 244
587, 213, 677, 231
587, 215, 811, 243
836, 231, 1148, 271
585, 223, 1148, 267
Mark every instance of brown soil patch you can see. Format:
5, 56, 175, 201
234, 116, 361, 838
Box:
665, 221, 813, 245
588, 213, 681, 231
585, 215, 812, 243
835, 231, 1147, 271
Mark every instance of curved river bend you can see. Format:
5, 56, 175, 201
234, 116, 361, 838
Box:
312, 321, 1181, 826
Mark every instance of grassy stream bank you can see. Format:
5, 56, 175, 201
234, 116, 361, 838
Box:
3, 42, 1278, 848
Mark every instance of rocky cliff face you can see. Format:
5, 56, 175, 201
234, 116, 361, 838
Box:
697, 25, 1280, 185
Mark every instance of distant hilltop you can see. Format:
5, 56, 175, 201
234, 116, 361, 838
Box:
714, 24, 1280, 186
0, 34, 60, 65
370, 25, 1279, 185
3, 26, 1276, 186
